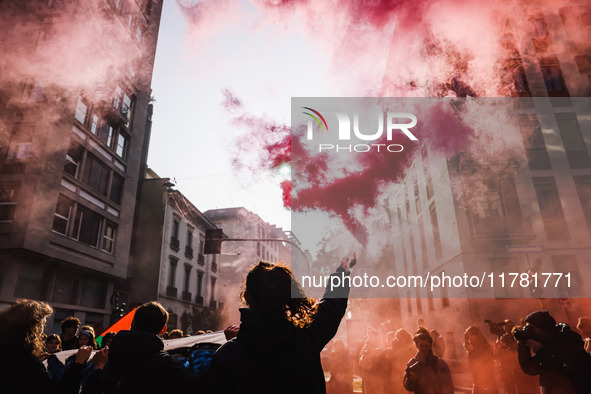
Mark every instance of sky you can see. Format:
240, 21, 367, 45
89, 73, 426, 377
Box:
148, 0, 341, 234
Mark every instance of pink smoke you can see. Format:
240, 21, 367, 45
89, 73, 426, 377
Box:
203, 0, 587, 242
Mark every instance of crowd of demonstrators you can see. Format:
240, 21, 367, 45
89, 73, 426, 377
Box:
5, 261, 591, 394
0, 299, 93, 394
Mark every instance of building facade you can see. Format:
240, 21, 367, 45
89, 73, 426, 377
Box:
380, 2, 591, 359
129, 172, 222, 333
0, 0, 163, 334
204, 207, 297, 325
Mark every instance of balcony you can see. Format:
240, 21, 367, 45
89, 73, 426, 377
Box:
170, 236, 179, 251
196, 295, 204, 305
211, 261, 217, 273
197, 254, 205, 266
182, 291, 192, 302
185, 246, 193, 259
209, 300, 217, 309
166, 286, 177, 298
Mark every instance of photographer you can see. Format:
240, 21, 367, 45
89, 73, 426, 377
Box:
516, 311, 591, 394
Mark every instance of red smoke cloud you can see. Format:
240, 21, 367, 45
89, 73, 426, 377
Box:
204, 0, 588, 242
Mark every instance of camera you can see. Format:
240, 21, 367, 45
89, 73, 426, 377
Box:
484, 320, 507, 337
513, 325, 536, 342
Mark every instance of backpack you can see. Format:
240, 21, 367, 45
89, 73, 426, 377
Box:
186, 342, 221, 375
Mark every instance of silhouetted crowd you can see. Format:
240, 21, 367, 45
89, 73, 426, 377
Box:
1, 255, 591, 394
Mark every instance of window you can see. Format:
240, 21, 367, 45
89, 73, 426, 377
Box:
197, 271, 204, 296
556, 113, 590, 169
121, 94, 133, 128
98, 121, 116, 147
115, 131, 129, 159
53, 273, 79, 305
430, 203, 442, 259
109, 173, 124, 204
519, 115, 550, 170
573, 176, 591, 236
7, 142, 32, 159
173, 219, 180, 239
113, 86, 122, 111
503, 58, 531, 97
0, 183, 20, 222
540, 58, 569, 97
186, 230, 193, 248
418, 220, 428, 270
73, 206, 102, 247
168, 258, 178, 288
64, 142, 84, 177
14, 262, 46, 300
533, 177, 569, 240
74, 96, 88, 124
90, 114, 100, 134
551, 255, 583, 296
102, 222, 116, 253
82, 154, 109, 195
52, 195, 73, 235
80, 277, 107, 308
210, 277, 216, 302
184, 265, 191, 292
52, 195, 117, 251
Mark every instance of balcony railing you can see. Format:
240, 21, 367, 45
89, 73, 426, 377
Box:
166, 286, 177, 298
196, 295, 204, 305
211, 261, 217, 273
182, 291, 192, 302
197, 254, 205, 265
185, 246, 193, 259
170, 237, 180, 251
209, 300, 217, 309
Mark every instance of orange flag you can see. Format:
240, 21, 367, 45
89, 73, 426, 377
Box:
100, 307, 137, 337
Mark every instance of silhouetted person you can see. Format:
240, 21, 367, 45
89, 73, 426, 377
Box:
389, 328, 415, 394
516, 310, 591, 394
464, 326, 498, 394
0, 299, 92, 394
60, 316, 81, 350
101, 331, 116, 349
207, 252, 355, 394
359, 328, 389, 393
403, 329, 454, 394
82, 301, 202, 394
576, 317, 591, 352
326, 339, 353, 394
45, 333, 62, 354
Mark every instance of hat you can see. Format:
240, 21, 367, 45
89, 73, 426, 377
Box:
524, 311, 556, 332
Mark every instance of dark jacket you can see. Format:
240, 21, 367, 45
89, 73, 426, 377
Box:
0, 344, 85, 394
206, 268, 350, 394
403, 352, 454, 394
82, 330, 202, 394
517, 323, 591, 394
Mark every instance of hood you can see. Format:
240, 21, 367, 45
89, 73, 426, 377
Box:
108, 330, 164, 371
237, 308, 297, 350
